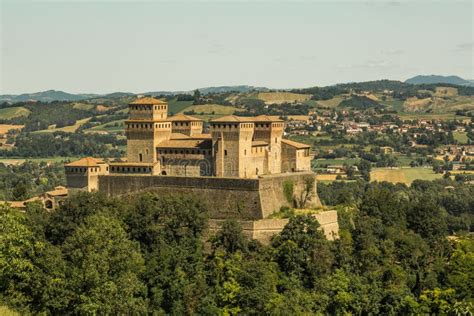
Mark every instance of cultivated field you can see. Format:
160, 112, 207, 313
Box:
34, 117, 92, 133
316, 174, 342, 181
257, 92, 311, 104
0, 107, 31, 119
72, 103, 95, 110
0, 124, 24, 134
370, 167, 442, 185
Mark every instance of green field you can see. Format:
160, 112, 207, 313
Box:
168, 99, 194, 114
34, 117, 92, 134
453, 131, 469, 144
371, 167, 442, 185
72, 102, 95, 110
0, 106, 31, 119
380, 99, 404, 111
314, 97, 345, 108
87, 119, 125, 132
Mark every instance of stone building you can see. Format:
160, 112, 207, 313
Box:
66, 97, 311, 180
64, 97, 338, 242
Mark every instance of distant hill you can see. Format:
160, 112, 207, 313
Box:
405, 75, 474, 87
0, 90, 97, 103
197, 85, 269, 94
145, 85, 269, 96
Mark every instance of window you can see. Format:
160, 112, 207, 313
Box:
139, 153, 143, 162
224, 150, 228, 156
244, 149, 246, 156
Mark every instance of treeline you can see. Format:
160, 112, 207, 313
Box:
0, 161, 66, 201
0, 132, 125, 158
1, 179, 473, 314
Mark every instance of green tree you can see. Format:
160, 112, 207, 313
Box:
62, 214, 147, 314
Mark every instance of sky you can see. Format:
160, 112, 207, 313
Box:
0, 0, 473, 94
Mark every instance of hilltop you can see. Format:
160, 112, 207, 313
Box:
405, 75, 474, 87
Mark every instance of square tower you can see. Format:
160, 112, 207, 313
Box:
126, 97, 171, 163
210, 116, 254, 178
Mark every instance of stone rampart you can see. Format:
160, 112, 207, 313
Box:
208, 210, 338, 244
98, 172, 321, 220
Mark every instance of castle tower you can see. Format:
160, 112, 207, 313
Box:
169, 113, 204, 136
64, 157, 109, 194
126, 97, 171, 163
210, 116, 254, 178
252, 116, 284, 174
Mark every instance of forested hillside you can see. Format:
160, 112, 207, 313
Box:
1, 179, 472, 314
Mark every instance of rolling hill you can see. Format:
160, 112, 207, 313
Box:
405, 75, 474, 87
0, 90, 98, 103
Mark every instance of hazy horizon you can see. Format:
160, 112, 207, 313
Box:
1, 0, 473, 94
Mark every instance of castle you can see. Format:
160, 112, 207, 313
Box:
110, 96, 310, 178
65, 97, 338, 242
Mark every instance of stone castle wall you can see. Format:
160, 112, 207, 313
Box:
98, 172, 321, 220
208, 210, 339, 245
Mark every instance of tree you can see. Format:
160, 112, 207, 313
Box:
62, 214, 147, 314
211, 220, 248, 254
193, 89, 201, 105
272, 215, 333, 287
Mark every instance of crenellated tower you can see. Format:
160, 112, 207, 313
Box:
125, 97, 171, 163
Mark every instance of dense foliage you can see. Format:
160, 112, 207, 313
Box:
0, 132, 125, 158
0, 161, 65, 201
1, 179, 472, 314
339, 96, 383, 110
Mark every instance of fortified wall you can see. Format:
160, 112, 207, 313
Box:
95, 172, 337, 242
98, 171, 321, 220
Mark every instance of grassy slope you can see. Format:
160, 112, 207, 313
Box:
87, 119, 125, 132
257, 92, 311, 104
33, 117, 92, 134
168, 99, 194, 114
72, 102, 95, 110
0, 107, 31, 119
314, 96, 345, 108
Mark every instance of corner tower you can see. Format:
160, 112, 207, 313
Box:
252, 116, 284, 174
126, 97, 171, 163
